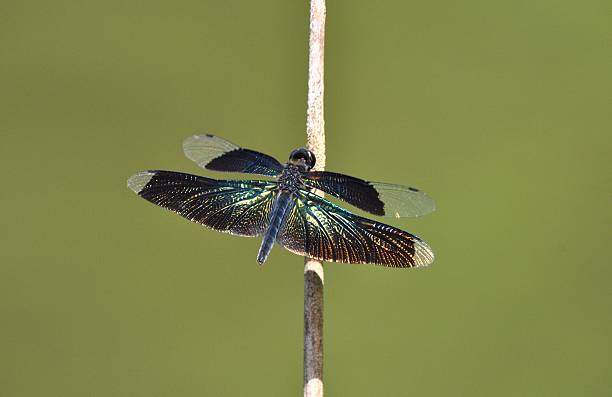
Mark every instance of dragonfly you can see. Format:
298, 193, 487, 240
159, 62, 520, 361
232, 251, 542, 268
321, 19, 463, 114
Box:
127, 135, 435, 268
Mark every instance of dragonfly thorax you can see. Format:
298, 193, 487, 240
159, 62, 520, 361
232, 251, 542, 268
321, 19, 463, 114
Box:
277, 165, 305, 192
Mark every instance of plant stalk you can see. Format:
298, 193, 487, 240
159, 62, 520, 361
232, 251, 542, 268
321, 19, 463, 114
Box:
303, 1, 326, 396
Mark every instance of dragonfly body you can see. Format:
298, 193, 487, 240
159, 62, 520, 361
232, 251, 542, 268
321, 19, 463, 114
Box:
258, 189, 294, 264
258, 150, 318, 264
128, 135, 435, 268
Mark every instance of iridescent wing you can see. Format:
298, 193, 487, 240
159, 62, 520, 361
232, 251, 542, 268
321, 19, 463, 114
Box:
278, 190, 434, 268
302, 171, 435, 218
183, 134, 284, 176
128, 170, 276, 236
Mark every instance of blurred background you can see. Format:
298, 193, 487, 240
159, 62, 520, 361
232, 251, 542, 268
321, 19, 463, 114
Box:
1, 0, 610, 396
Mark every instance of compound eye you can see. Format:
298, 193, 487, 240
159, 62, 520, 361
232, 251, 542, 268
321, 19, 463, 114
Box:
290, 148, 306, 162
289, 149, 315, 169
289, 148, 316, 170
305, 150, 316, 168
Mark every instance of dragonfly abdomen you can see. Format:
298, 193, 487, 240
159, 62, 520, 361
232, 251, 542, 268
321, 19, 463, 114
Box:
257, 190, 295, 264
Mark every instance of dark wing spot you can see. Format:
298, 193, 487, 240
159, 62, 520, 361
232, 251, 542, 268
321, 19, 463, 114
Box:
302, 171, 385, 216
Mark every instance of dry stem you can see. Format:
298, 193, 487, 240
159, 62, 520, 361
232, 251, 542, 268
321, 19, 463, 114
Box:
303, 1, 326, 397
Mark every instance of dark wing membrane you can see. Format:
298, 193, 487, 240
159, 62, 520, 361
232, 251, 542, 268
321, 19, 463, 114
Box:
183, 134, 284, 176
302, 171, 435, 218
277, 190, 434, 268
128, 170, 276, 236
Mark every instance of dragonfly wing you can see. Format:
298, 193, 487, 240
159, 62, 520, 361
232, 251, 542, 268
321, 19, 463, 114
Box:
277, 190, 434, 268
183, 134, 284, 176
128, 170, 276, 236
302, 171, 435, 218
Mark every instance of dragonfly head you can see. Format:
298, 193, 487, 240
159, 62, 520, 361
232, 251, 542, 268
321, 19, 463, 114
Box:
288, 148, 316, 171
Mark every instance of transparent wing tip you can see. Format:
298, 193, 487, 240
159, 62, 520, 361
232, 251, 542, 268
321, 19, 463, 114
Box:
127, 171, 155, 193
182, 134, 238, 166
183, 134, 211, 153
374, 183, 437, 218
412, 238, 435, 267
417, 194, 436, 216
183, 133, 214, 144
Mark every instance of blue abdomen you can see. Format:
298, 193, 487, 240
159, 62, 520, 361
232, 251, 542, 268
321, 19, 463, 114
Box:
257, 191, 294, 264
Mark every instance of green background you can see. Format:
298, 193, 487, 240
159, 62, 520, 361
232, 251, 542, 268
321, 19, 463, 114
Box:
1, 0, 610, 396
